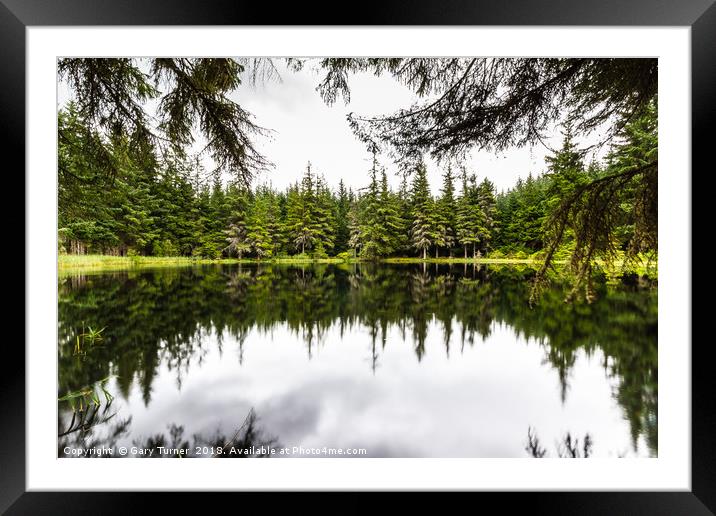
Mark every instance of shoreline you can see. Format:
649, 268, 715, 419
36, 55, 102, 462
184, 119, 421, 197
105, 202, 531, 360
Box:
58, 254, 545, 271
58, 253, 657, 277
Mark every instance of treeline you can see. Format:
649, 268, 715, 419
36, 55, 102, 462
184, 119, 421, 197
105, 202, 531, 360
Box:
59, 99, 657, 261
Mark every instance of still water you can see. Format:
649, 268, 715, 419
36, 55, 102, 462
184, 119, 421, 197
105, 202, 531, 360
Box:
58, 263, 657, 458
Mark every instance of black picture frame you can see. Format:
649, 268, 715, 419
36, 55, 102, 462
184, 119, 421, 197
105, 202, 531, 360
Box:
3, 0, 711, 512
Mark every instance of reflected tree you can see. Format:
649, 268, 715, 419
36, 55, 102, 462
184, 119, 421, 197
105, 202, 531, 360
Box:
58, 408, 278, 458
59, 263, 657, 455
525, 426, 593, 458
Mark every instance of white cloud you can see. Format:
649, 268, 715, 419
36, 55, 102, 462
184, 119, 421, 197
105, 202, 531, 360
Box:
230, 60, 609, 195
59, 58, 611, 195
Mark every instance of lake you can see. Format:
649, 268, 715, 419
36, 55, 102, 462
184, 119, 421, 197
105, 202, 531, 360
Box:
58, 263, 657, 458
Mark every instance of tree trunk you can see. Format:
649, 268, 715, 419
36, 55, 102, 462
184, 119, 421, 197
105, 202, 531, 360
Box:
422, 247, 426, 260
464, 246, 468, 259
473, 243, 476, 259
435, 247, 438, 259
302, 242, 305, 254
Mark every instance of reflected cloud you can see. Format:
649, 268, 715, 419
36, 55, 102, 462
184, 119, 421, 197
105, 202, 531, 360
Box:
59, 408, 278, 458
59, 263, 657, 457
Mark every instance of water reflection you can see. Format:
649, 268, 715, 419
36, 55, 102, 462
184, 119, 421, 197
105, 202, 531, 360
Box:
58, 263, 657, 457
525, 426, 593, 458
58, 408, 278, 458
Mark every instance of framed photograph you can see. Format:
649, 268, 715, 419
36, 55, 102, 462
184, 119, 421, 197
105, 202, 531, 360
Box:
6, 0, 711, 511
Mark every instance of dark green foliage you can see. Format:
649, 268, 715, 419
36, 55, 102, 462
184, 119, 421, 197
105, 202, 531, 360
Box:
496, 174, 551, 254
409, 162, 437, 259
59, 100, 655, 272
284, 163, 336, 256
435, 166, 457, 257
475, 178, 497, 252
59, 58, 657, 286
246, 186, 282, 259
59, 57, 271, 185
334, 180, 352, 254
456, 170, 487, 258
535, 102, 658, 301
312, 57, 658, 293
313, 175, 337, 256
314, 58, 656, 163
355, 157, 404, 259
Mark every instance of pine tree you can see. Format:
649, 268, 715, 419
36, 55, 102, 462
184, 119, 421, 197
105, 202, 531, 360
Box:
112, 137, 159, 256
538, 128, 588, 255
347, 196, 363, 257
334, 179, 351, 254
285, 164, 318, 255
312, 175, 336, 257
284, 182, 308, 254
358, 157, 383, 259
194, 175, 233, 258
378, 168, 403, 255
410, 161, 436, 260
224, 220, 251, 259
359, 163, 402, 259
436, 166, 457, 257
456, 169, 485, 259
264, 188, 283, 256
476, 178, 497, 255
396, 173, 412, 254
603, 101, 657, 256
545, 127, 587, 216
246, 186, 275, 259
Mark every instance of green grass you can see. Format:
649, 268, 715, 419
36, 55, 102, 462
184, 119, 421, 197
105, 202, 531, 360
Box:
58, 253, 353, 273
383, 257, 549, 265
58, 253, 657, 278
59, 253, 545, 270
58, 375, 115, 412
268, 256, 346, 264
59, 254, 238, 272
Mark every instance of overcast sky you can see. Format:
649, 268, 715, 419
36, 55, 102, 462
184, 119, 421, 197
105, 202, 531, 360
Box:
59, 58, 609, 195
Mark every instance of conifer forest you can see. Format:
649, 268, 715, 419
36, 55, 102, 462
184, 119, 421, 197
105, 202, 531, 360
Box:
58, 57, 658, 459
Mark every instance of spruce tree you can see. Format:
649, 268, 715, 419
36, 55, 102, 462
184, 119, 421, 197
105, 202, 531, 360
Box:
396, 173, 412, 254
313, 175, 336, 257
436, 166, 457, 257
359, 165, 403, 259
544, 127, 588, 230
224, 220, 251, 259
476, 178, 498, 255
334, 179, 351, 254
264, 188, 283, 256
347, 196, 363, 257
217, 184, 248, 258
359, 157, 383, 259
285, 164, 318, 255
378, 168, 403, 256
284, 183, 306, 254
456, 169, 485, 259
409, 162, 436, 260
246, 186, 275, 259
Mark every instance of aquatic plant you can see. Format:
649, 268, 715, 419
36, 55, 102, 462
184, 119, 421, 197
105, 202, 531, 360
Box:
58, 375, 115, 413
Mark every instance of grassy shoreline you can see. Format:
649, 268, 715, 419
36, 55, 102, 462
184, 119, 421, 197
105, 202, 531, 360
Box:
58, 253, 551, 270
58, 254, 352, 273
383, 257, 546, 264
58, 254, 656, 279
59, 254, 553, 274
